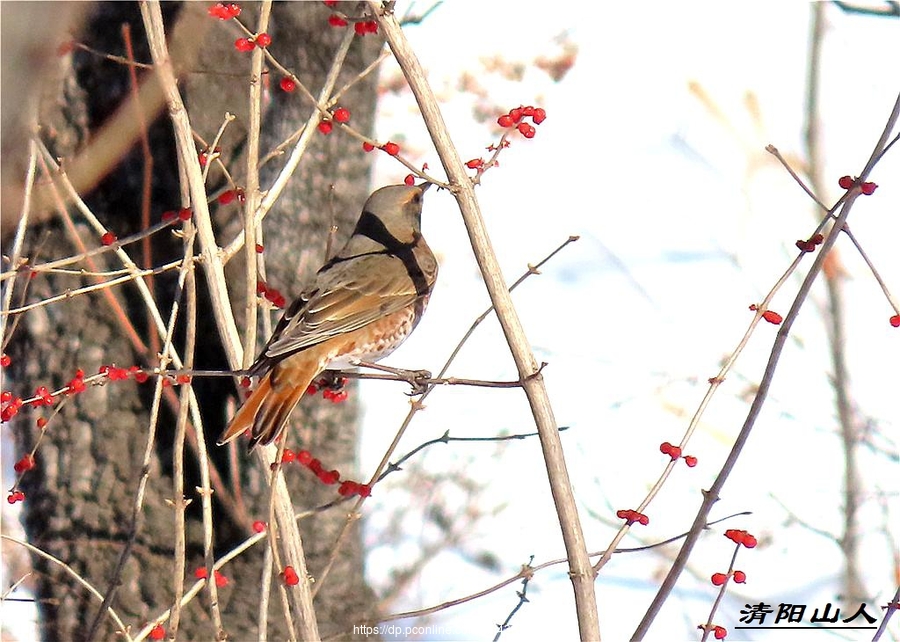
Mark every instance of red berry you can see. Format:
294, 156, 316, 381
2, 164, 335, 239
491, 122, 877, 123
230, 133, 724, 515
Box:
208, 3, 231, 19
838, 175, 853, 189
465, 158, 484, 169
178, 207, 192, 221
732, 570, 747, 583
711, 572, 727, 586
282, 449, 296, 463
0, 354, 10, 367
255, 32, 272, 48
177, 374, 192, 384
162, 210, 177, 223
713, 625, 727, 640
330, 390, 348, 403
256, 280, 268, 294
810, 233, 824, 245
795, 239, 815, 253
354, 21, 376, 36
14, 455, 35, 473
226, 3, 241, 17
338, 481, 358, 496
404, 174, 415, 186
357, 484, 372, 497
497, 115, 514, 128
214, 570, 228, 587
742, 534, 757, 548
683, 455, 698, 467
297, 450, 312, 465
890, 315, 900, 328
252, 520, 266, 533
255, 243, 264, 253
194, 567, 208, 579
532, 107, 547, 124
282, 565, 300, 585
517, 122, 536, 138
382, 142, 400, 156
235, 37, 255, 52
317, 121, 333, 135
0, 391, 11, 403
362, 142, 375, 152
328, 14, 348, 27
861, 181, 877, 195
101, 232, 116, 246
762, 310, 783, 325
333, 107, 350, 123
149, 624, 165, 640
637, 513, 649, 525
509, 107, 524, 122
280, 77, 296, 92
218, 190, 235, 205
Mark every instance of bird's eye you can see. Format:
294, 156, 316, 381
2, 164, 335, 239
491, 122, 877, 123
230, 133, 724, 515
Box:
411, 193, 422, 205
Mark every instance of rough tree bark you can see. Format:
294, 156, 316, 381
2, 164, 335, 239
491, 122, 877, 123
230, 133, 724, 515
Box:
4, 2, 383, 639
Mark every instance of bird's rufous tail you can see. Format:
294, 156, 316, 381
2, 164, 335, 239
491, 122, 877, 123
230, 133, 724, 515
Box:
217, 355, 321, 451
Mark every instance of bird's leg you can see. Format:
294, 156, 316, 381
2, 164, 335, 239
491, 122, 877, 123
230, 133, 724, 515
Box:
354, 361, 432, 395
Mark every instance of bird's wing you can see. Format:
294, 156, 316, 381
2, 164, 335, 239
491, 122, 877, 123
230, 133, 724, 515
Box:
259, 253, 421, 361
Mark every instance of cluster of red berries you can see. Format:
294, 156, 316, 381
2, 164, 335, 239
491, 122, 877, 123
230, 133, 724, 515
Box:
724, 529, 757, 548
277, 448, 371, 497
497, 105, 547, 138
256, 280, 286, 308
795, 232, 824, 253
711, 570, 746, 586
161, 208, 194, 223
318, 108, 350, 135
306, 376, 350, 403
194, 567, 229, 587
99, 364, 148, 382
697, 624, 728, 640
659, 441, 698, 467
749, 304, 783, 325
207, 2, 241, 20
0, 394, 22, 422
616, 508, 649, 526
838, 175, 877, 195
234, 34, 270, 52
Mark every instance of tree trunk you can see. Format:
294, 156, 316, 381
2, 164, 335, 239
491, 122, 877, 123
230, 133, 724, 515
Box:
5, 2, 382, 639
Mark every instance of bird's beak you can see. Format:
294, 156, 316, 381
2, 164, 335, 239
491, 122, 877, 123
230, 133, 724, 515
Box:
419, 181, 433, 192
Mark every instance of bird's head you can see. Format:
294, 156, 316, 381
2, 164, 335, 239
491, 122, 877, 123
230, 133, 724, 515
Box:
360, 183, 431, 241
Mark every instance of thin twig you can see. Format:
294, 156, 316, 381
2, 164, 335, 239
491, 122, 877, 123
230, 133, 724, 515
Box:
1, 535, 133, 640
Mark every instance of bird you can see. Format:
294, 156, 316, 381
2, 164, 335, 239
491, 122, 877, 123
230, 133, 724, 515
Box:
217, 183, 438, 451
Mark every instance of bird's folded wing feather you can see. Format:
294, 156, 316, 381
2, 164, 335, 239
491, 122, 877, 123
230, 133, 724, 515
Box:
261, 255, 420, 360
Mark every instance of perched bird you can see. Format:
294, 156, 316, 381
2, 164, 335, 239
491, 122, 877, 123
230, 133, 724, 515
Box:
218, 183, 438, 451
